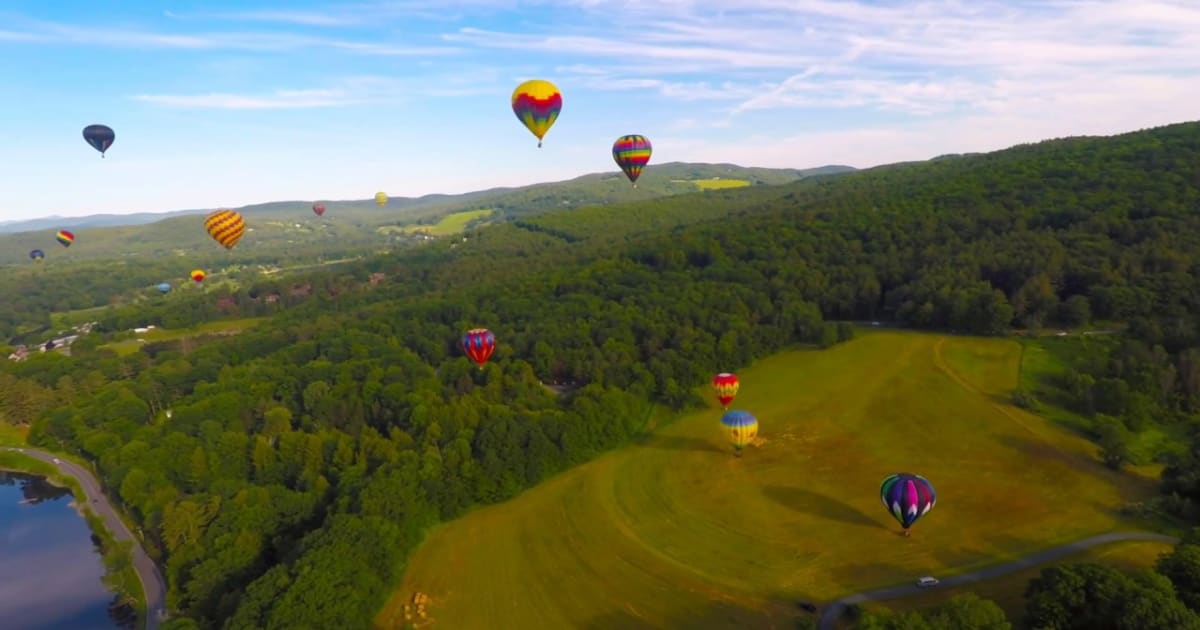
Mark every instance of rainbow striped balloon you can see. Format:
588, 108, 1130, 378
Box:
55, 230, 75, 247
612, 135, 653, 186
511, 79, 562, 148
204, 209, 245, 249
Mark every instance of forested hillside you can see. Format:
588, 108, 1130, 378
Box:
3, 122, 1200, 628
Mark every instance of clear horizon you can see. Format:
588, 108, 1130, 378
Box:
3, 0, 1199, 221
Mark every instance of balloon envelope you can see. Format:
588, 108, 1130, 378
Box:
612, 135, 653, 185
511, 79, 562, 147
82, 124, 115, 156
375, 192, 388, 206
204, 210, 245, 249
462, 328, 496, 367
720, 410, 758, 450
55, 230, 75, 247
879, 473, 936, 530
712, 373, 740, 408
190, 269, 206, 283
313, 203, 326, 217
157, 283, 171, 293
29, 249, 44, 262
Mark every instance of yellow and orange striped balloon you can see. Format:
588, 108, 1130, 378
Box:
204, 209, 245, 249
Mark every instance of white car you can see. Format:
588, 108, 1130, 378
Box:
917, 576, 939, 587
52, 458, 61, 464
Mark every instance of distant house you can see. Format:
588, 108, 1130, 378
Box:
369, 273, 386, 287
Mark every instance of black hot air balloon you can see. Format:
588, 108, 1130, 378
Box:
82, 124, 115, 158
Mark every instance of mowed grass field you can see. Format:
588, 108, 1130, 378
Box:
678, 178, 751, 190
378, 209, 495, 237
100, 317, 266, 356
376, 331, 1160, 629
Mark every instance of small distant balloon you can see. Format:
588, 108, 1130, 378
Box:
157, 283, 171, 293
612, 135, 652, 187
55, 230, 75, 247
190, 269, 206, 283
82, 124, 115, 158
375, 192, 388, 207
511, 79, 562, 148
29, 249, 44, 263
313, 202, 326, 217
204, 209, 245, 249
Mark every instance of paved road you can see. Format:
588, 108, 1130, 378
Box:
2, 447, 167, 630
817, 532, 1179, 630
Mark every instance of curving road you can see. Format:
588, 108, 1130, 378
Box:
817, 531, 1179, 630
2, 447, 166, 630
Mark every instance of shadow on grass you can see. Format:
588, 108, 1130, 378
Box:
580, 595, 802, 630
633, 433, 730, 455
763, 485, 890, 531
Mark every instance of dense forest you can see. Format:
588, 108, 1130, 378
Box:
2, 121, 1200, 628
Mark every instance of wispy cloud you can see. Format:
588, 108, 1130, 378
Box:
128, 74, 494, 110
164, 9, 365, 27
0, 15, 462, 55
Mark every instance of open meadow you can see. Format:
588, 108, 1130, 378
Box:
377, 330, 1160, 629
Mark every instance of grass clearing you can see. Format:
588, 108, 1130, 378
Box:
864, 539, 1175, 623
0, 423, 29, 446
400, 209, 495, 236
377, 331, 1160, 629
100, 317, 267, 356
684, 178, 751, 190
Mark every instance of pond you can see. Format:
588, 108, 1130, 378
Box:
0, 471, 132, 630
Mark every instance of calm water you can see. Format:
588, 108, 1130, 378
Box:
0, 471, 130, 630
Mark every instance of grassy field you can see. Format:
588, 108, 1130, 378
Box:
377, 209, 495, 237
376, 331, 1160, 629
0, 423, 29, 446
100, 317, 267, 356
683, 178, 751, 190
862, 539, 1174, 624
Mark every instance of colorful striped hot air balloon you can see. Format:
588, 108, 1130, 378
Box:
462, 328, 496, 369
375, 192, 388, 207
712, 373, 740, 409
204, 209, 245, 249
511, 79, 562, 148
880, 473, 936, 537
720, 410, 758, 456
55, 230, 75, 247
612, 135, 652, 187
190, 269, 206, 283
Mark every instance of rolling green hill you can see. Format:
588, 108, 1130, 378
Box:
0, 162, 853, 265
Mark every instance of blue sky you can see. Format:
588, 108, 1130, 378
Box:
3, 0, 1200, 220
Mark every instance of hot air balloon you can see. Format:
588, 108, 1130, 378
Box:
880, 473, 936, 537
55, 230, 75, 247
204, 209, 245, 249
313, 203, 326, 217
462, 328, 496, 369
157, 283, 171, 293
375, 192, 388, 207
612, 135, 652, 187
29, 249, 44, 263
190, 269, 206, 283
712, 373, 740, 409
512, 79, 562, 148
720, 410, 758, 456
82, 124, 115, 158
